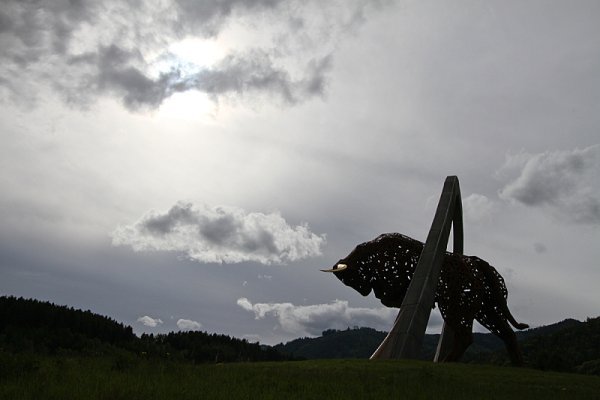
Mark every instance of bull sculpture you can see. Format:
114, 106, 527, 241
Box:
322, 233, 529, 365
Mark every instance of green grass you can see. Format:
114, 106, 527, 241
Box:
1, 354, 599, 399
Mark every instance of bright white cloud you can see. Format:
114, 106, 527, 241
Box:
177, 318, 202, 331
237, 297, 398, 337
137, 315, 164, 327
112, 202, 325, 265
463, 193, 496, 222
498, 145, 600, 224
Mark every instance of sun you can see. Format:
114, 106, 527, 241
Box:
168, 38, 225, 67
155, 38, 226, 120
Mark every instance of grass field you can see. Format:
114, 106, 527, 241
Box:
1, 354, 599, 399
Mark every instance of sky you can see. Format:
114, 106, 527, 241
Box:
1, 0, 599, 346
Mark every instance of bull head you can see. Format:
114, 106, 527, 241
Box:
321, 233, 424, 308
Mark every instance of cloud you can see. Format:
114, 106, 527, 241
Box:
463, 193, 495, 222
242, 334, 261, 343
533, 242, 547, 254
177, 318, 202, 331
62, 45, 332, 110
498, 145, 600, 224
173, 0, 288, 36
137, 315, 164, 327
112, 202, 326, 264
186, 50, 332, 105
237, 297, 398, 337
0, 0, 387, 110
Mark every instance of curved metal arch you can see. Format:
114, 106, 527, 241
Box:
370, 176, 463, 360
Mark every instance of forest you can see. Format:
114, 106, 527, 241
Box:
275, 320, 600, 375
0, 296, 290, 364
1, 295, 598, 375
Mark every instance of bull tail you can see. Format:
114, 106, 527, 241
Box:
504, 306, 529, 330
482, 260, 530, 331
496, 281, 529, 330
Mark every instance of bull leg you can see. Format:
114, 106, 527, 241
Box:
441, 320, 474, 362
497, 321, 523, 366
478, 314, 524, 366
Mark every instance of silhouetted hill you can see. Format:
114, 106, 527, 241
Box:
3, 295, 597, 374
460, 318, 584, 363
516, 317, 599, 374
273, 327, 508, 361
274, 327, 387, 359
0, 295, 136, 354
274, 318, 600, 375
0, 295, 289, 363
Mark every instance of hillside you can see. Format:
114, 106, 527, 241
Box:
273, 327, 511, 361
0, 295, 136, 354
521, 317, 600, 374
0, 295, 288, 362
2, 295, 598, 375
275, 318, 600, 375
274, 327, 387, 359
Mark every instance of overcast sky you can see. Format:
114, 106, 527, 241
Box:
1, 0, 598, 345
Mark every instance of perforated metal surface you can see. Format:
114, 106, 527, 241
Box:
330, 233, 528, 364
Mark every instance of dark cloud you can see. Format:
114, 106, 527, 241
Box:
499, 145, 600, 224
188, 51, 332, 105
533, 243, 547, 254
60, 45, 331, 110
173, 0, 287, 36
0, 0, 381, 110
112, 202, 325, 264
94, 45, 182, 109
142, 202, 197, 235
0, 1, 97, 63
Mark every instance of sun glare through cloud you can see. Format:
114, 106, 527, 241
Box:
157, 91, 215, 120
152, 39, 227, 119
169, 38, 226, 67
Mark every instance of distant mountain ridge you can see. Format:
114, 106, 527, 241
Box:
274, 318, 600, 375
1, 295, 597, 375
274, 327, 387, 359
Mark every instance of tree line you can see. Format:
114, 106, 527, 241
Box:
0, 296, 291, 363
2, 295, 598, 374
274, 319, 600, 375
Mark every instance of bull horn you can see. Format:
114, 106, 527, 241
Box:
320, 263, 347, 273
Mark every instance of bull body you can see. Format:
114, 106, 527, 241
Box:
326, 233, 528, 365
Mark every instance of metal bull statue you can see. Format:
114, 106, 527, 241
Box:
322, 233, 529, 365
